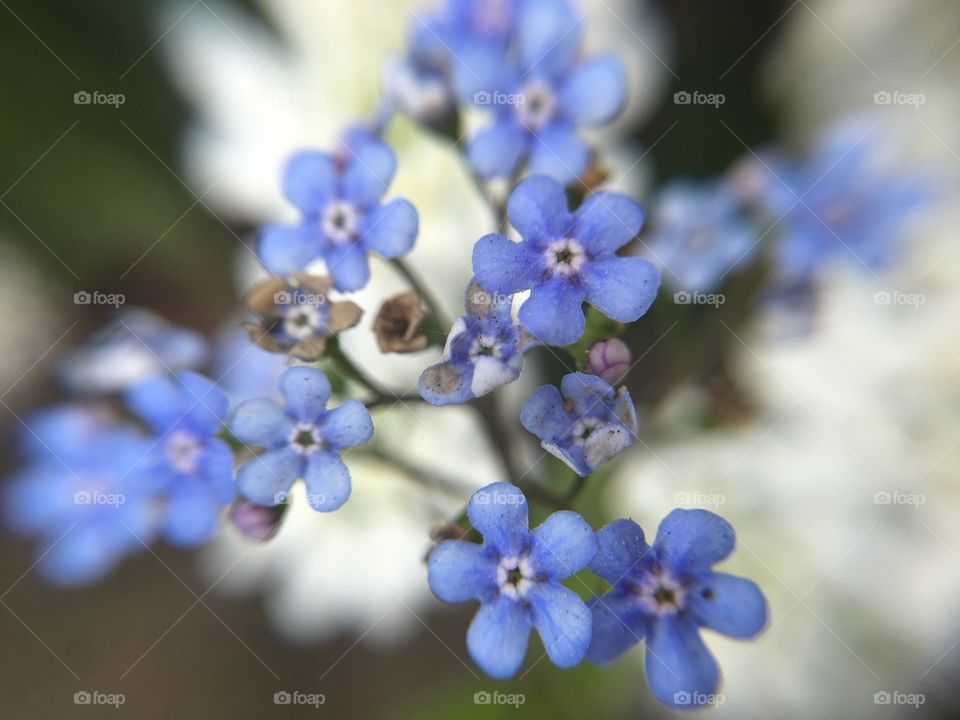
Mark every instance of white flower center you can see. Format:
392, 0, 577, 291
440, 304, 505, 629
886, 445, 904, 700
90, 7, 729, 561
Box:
469, 334, 501, 360
497, 555, 535, 600
166, 429, 203, 474
322, 201, 358, 243
544, 238, 585, 277
633, 567, 686, 616
289, 423, 322, 454
571, 417, 602, 445
283, 305, 324, 340
516, 82, 556, 130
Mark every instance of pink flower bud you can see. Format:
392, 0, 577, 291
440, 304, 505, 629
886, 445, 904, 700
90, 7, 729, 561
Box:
228, 499, 286, 542
586, 339, 631, 385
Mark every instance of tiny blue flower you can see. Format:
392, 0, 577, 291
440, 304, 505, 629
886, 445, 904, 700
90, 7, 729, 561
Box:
587, 511, 767, 708
258, 136, 419, 292
428, 482, 598, 679
751, 118, 930, 282
4, 406, 159, 586
645, 179, 757, 293
228, 366, 373, 512
125, 371, 235, 547
58, 307, 208, 394
458, 3, 623, 184
419, 278, 533, 405
473, 176, 659, 346
521, 372, 636, 477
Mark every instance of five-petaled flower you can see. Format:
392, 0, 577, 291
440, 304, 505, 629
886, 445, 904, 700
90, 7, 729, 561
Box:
243, 273, 362, 361
228, 367, 374, 512
458, 1, 623, 184
258, 137, 419, 292
521, 372, 636, 477
419, 278, 533, 405
587, 511, 767, 708
473, 176, 659, 346
428, 482, 597, 679
126, 371, 236, 547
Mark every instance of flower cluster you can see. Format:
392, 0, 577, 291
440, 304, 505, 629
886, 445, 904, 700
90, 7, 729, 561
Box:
429, 483, 767, 707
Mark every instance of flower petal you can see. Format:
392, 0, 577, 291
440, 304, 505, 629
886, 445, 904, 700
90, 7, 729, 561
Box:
560, 55, 626, 126
529, 124, 589, 185
229, 398, 293, 448
283, 151, 337, 213
520, 384, 570, 443
587, 589, 648, 664
518, 0, 581, 77
236, 447, 302, 506
419, 361, 474, 406
320, 400, 374, 449
467, 482, 529, 557
582, 256, 659, 323
589, 519, 650, 584
574, 191, 644, 254
361, 198, 418, 258
467, 595, 532, 679
528, 510, 597, 580
342, 141, 397, 209
428, 540, 499, 603
518, 277, 585, 346
472, 233, 541, 295
258, 223, 321, 276
279, 366, 332, 422
692, 572, 767, 639
528, 582, 592, 669
161, 482, 221, 547
653, 509, 735, 574
325, 241, 371, 292
302, 450, 352, 512
507, 175, 572, 244
645, 616, 720, 708
468, 120, 528, 179
125, 375, 186, 434
470, 355, 519, 397
177, 371, 229, 436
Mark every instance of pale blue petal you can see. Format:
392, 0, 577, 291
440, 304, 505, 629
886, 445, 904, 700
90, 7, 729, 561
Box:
467, 595, 532, 679
653, 509, 735, 574
520, 384, 570, 443
468, 120, 528, 179
467, 482, 529, 557
279, 366, 331, 423
582, 256, 659, 323
518, 278, 585, 346
527, 510, 597, 580
320, 400, 374, 449
573, 191, 644, 254
236, 447, 302, 506
361, 198, 418, 258
587, 589, 648, 664
528, 582, 592, 668
692, 572, 767, 639
325, 242, 371, 292
283, 151, 337, 213
428, 540, 499, 603
258, 223, 322, 276
507, 175, 572, 243
560, 55, 626, 126
302, 451, 351, 512
589, 519, 649, 585
646, 616, 720, 708
529, 124, 589, 185
471, 233, 541, 295
229, 398, 294, 448
342, 141, 397, 209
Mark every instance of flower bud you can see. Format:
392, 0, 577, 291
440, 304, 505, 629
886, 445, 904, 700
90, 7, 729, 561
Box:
228, 499, 286, 542
586, 338, 631, 385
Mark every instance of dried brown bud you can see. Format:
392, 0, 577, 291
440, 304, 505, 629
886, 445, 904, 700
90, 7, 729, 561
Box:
242, 273, 362, 362
373, 291, 428, 353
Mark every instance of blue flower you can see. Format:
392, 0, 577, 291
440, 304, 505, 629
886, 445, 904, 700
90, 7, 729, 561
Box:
521, 372, 636, 477
4, 406, 159, 586
473, 176, 659, 346
228, 366, 373, 512
645, 179, 757, 293
419, 278, 532, 405
258, 137, 419, 292
58, 307, 208, 394
751, 118, 930, 282
458, 3, 624, 184
587, 511, 767, 708
428, 482, 597, 679
125, 371, 235, 547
